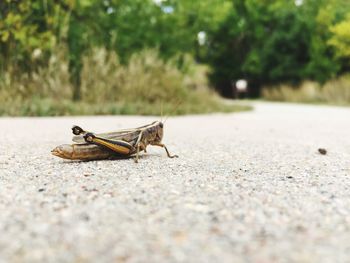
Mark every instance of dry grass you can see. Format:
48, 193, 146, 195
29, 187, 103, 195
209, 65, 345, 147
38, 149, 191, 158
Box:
0, 48, 250, 116
262, 75, 350, 105
80, 49, 189, 104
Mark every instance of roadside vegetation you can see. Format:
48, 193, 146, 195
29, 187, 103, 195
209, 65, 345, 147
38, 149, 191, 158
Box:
0, 48, 250, 116
262, 75, 350, 105
1, 0, 350, 116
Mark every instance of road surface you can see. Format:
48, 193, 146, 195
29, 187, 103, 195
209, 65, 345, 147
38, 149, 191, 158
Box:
0, 102, 350, 262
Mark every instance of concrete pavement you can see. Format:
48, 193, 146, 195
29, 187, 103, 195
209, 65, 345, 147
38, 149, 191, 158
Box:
0, 102, 350, 262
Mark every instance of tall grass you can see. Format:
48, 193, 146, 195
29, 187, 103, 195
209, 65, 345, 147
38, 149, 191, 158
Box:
80, 49, 189, 104
262, 75, 350, 105
0, 48, 250, 116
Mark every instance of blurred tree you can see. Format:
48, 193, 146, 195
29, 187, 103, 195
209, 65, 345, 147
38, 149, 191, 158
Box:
63, 0, 232, 99
1, 0, 350, 100
207, 0, 350, 97
306, 0, 350, 81
95, 0, 231, 63
328, 14, 350, 66
0, 0, 66, 72
66, 0, 96, 101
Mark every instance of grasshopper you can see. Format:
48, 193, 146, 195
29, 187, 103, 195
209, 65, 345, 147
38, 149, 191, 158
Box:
51, 121, 178, 162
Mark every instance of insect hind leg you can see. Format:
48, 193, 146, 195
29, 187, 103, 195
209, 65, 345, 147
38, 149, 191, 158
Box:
83, 133, 135, 156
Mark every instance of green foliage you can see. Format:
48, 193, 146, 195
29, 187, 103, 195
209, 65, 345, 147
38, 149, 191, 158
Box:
93, 0, 231, 62
1, 0, 350, 110
0, 0, 66, 71
1, 0, 233, 101
328, 15, 350, 60
208, 0, 350, 96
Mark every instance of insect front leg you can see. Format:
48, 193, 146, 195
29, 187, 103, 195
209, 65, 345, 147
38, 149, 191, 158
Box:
133, 142, 148, 163
134, 131, 145, 163
153, 143, 178, 158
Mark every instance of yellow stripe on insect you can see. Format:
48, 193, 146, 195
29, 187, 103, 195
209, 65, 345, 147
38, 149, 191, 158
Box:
94, 138, 131, 155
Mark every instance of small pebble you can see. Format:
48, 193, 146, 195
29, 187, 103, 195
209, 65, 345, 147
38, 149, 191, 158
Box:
318, 148, 327, 155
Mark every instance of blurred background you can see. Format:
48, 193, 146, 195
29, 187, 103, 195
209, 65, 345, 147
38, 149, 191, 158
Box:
0, 0, 349, 116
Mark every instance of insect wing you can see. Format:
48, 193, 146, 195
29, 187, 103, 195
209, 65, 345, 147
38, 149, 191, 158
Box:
72, 129, 140, 143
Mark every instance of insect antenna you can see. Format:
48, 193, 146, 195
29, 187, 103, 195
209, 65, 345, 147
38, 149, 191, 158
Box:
163, 100, 182, 124
160, 100, 164, 123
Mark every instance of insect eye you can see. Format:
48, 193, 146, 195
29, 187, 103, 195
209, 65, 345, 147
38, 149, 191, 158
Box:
159, 122, 163, 128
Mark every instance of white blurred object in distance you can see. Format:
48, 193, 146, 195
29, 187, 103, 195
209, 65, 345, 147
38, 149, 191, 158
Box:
153, 0, 165, 5
197, 31, 206, 46
295, 0, 303, 6
236, 79, 248, 92
162, 6, 174, 14
107, 7, 114, 14
32, 48, 42, 59
153, 0, 174, 14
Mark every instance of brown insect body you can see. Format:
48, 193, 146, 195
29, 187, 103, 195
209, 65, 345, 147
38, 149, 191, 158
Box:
51, 144, 114, 161
51, 121, 177, 162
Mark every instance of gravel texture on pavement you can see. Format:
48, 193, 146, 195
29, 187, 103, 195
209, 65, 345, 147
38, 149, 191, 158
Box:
0, 102, 350, 263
